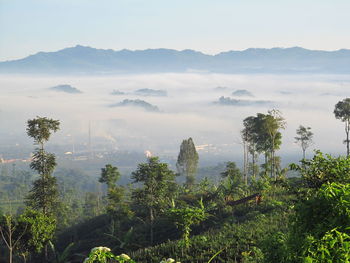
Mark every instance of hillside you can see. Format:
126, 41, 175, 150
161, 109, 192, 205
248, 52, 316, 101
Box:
1, 46, 350, 74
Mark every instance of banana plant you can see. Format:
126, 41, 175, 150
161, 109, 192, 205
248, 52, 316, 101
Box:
49, 241, 75, 263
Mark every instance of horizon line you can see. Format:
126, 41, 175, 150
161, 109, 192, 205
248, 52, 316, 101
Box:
2, 45, 350, 63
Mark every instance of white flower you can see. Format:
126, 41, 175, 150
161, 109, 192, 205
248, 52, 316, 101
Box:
166, 258, 175, 263
120, 253, 131, 260
90, 247, 100, 253
101, 247, 111, 252
91, 246, 111, 253
83, 258, 90, 263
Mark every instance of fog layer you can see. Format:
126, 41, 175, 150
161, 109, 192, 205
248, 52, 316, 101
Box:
1, 73, 349, 165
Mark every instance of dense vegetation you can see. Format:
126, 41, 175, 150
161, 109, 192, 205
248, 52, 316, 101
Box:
1, 98, 350, 262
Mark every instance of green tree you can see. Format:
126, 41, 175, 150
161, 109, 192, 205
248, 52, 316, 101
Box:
295, 125, 314, 160
176, 138, 199, 188
26, 175, 59, 215
242, 111, 285, 180
264, 110, 286, 180
131, 157, 177, 245
99, 164, 125, 216
25, 116, 60, 216
99, 164, 120, 188
334, 98, 350, 157
167, 199, 208, 248
25, 117, 60, 262
17, 209, 56, 260
242, 116, 259, 178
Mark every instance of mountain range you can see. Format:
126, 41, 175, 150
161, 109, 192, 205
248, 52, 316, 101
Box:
1, 45, 350, 74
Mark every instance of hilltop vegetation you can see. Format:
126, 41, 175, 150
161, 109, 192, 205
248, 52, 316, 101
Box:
215, 96, 271, 106
110, 99, 160, 112
50, 84, 82, 94
1, 98, 350, 262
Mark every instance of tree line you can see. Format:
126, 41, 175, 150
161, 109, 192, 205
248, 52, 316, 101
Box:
1, 97, 350, 262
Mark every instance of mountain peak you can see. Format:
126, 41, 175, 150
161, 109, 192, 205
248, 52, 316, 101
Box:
1, 46, 350, 74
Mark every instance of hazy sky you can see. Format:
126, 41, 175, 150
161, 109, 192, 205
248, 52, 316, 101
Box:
1, 0, 350, 61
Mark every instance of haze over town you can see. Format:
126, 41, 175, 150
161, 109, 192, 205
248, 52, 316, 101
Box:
0, 72, 349, 168
1, 0, 350, 172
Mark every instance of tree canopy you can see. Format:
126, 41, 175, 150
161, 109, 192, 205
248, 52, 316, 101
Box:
295, 125, 314, 159
334, 98, 350, 156
176, 138, 199, 187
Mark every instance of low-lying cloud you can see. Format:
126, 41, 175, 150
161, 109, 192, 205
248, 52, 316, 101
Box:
0, 73, 349, 165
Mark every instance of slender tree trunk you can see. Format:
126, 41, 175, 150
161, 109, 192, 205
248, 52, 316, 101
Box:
21, 253, 27, 263
9, 217, 13, 263
273, 149, 276, 180
271, 135, 276, 180
252, 150, 256, 179
40, 141, 48, 216
41, 141, 49, 262
8, 225, 13, 263
243, 141, 247, 185
270, 149, 274, 179
246, 146, 250, 183
9, 247, 13, 263
264, 153, 268, 176
45, 244, 48, 262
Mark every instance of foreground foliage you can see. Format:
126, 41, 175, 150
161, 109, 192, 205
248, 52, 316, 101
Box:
3, 112, 350, 263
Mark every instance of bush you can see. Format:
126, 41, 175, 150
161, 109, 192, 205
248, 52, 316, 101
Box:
288, 182, 350, 262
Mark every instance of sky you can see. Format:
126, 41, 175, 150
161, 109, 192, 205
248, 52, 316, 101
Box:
1, 0, 350, 61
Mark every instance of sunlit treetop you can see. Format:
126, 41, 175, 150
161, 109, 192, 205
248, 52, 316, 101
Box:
26, 116, 60, 145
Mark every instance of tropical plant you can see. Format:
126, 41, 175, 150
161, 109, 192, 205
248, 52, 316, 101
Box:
304, 229, 350, 263
290, 151, 350, 189
288, 182, 350, 262
48, 241, 75, 263
220, 162, 245, 198
167, 199, 208, 248
83, 247, 135, 263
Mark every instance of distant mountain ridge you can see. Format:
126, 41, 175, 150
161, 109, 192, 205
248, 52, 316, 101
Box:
1, 45, 350, 74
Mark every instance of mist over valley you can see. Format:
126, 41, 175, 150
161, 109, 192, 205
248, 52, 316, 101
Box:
2, 1, 350, 260
0, 72, 349, 178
